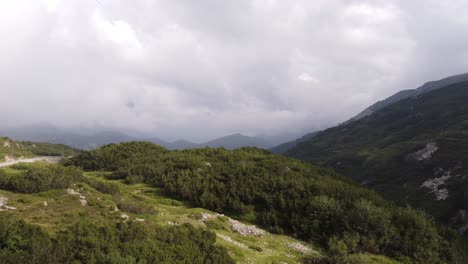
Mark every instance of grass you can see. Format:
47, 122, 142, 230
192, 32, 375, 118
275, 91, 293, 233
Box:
0, 166, 321, 264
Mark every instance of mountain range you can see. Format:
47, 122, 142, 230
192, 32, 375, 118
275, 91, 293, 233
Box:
0, 125, 274, 151
279, 74, 468, 236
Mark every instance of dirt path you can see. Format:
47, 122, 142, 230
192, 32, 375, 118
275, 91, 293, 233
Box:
0, 156, 62, 168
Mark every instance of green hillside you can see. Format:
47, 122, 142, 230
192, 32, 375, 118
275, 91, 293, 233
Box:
1, 141, 466, 263
285, 82, 468, 237
62, 142, 466, 263
0, 137, 78, 161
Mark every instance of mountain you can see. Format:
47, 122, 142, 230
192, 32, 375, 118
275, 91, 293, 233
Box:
3, 124, 272, 151
285, 81, 468, 236
203, 133, 273, 149
168, 139, 200, 149
61, 141, 466, 263
271, 131, 320, 154
348, 72, 468, 122
0, 125, 135, 150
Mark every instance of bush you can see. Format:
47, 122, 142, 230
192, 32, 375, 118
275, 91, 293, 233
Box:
0, 213, 234, 264
0, 165, 83, 193
85, 177, 120, 195
117, 199, 156, 214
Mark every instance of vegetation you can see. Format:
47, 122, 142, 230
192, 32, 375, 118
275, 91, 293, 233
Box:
0, 163, 311, 264
66, 141, 468, 263
0, 213, 233, 264
284, 81, 468, 233
0, 137, 78, 161
0, 164, 83, 193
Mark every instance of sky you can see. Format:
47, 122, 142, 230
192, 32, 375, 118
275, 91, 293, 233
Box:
1, 0, 468, 142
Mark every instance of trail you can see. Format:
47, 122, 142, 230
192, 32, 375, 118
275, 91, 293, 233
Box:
0, 156, 62, 168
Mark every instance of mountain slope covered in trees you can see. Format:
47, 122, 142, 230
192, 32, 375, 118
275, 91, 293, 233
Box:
348, 72, 468, 122
64, 142, 467, 263
285, 81, 468, 237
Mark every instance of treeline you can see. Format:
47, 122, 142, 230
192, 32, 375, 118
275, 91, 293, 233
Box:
66, 142, 468, 264
0, 213, 233, 264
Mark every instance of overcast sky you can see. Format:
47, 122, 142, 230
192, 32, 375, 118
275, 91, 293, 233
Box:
1, 0, 468, 142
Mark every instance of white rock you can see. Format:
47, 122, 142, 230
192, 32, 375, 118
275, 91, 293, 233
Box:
288, 242, 312, 254
411, 142, 439, 161
421, 169, 452, 200
229, 219, 266, 237
120, 213, 129, 221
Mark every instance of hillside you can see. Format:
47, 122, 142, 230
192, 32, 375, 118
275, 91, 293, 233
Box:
271, 131, 320, 154
202, 133, 273, 149
62, 142, 467, 263
285, 81, 468, 236
0, 137, 78, 162
0, 145, 430, 263
348, 72, 468, 122
0, 162, 318, 264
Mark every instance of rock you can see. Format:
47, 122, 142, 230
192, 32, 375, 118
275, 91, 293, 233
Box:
67, 188, 87, 206
421, 167, 457, 200
229, 219, 266, 237
0, 196, 16, 211
288, 242, 312, 254
67, 188, 80, 195
79, 197, 87, 206
199, 212, 216, 222
120, 213, 129, 221
0, 196, 8, 207
408, 142, 438, 161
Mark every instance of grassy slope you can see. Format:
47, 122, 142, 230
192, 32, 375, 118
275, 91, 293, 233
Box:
0, 166, 310, 264
0, 164, 400, 264
0, 137, 78, 161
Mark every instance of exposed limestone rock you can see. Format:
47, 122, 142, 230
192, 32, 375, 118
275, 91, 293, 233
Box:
229, 219, 266, 237
0, 196, 16, 211
120, 213, 129, 221
67, 187, 87, 206
409, 142, 438, 161
287, 242, 312, 254
199, 212, 216, 222
421, 173, 451, 200
198, 212, 266, 236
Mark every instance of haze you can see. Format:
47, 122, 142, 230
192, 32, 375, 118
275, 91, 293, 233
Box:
1, 0, 468, 142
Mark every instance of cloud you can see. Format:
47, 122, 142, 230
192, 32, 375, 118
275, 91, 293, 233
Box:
0, 0, 467, 142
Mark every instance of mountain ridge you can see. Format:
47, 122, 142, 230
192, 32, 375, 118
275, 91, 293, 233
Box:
348, 72, 468, 122
285, 81, 468, 236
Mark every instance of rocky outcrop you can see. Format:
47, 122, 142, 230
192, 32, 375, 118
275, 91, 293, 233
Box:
229, 219, 266, 237
408, 142, 438, 161
67, 187, 87, 206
